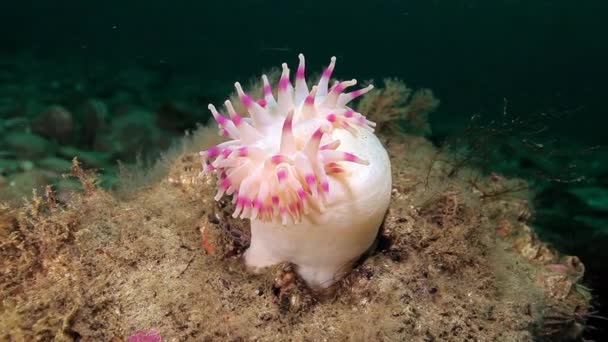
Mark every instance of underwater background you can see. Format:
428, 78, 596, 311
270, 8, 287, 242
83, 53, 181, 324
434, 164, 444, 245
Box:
1, 0, 607, 339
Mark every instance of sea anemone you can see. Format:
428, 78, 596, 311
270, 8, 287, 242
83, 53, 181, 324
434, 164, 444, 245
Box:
200, 55, 392, 288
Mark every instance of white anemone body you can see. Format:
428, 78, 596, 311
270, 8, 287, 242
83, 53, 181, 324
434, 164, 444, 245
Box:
200, 55, 392, 288
247, 125, 391, 288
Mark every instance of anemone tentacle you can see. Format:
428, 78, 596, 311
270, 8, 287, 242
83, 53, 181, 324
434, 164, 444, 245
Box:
200, 55, 375, 224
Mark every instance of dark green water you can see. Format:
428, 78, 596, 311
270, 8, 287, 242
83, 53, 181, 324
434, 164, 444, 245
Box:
4, 1, 607, 142
1, 1, 607, 339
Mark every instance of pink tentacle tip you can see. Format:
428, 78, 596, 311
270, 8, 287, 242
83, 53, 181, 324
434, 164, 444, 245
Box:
240, 93, 254, 107
277, 169, 288, 182
263, 84, 272, 95
253, 199, 264, 209
230, 113, 243, 126
220, 178, 232, 190
322, 181, 330, 193
236, 196, 245, 206
271, 155, 287, 164
221, 148, 232, 158
328, 164, 344, 173
350, 89, 363, 98
257, 98, 267, 107
297, 188, 307, 199
296, 54, 306, 79
283, 116, 293, 130
127, 329, 162, 342
304, 94, 315, 105
326, 114, 337, 122
296, 66, 305, 79
242, 197, 252, 207
312, 128, 324, 139
348, 85, 374, 100
207, 146, 220, 158
305, 174, 316, 183
214, 113, 228, 125
278, 76, 290, 90
344, 152, 370, 165
333, 82, 346, 94
344, 152, 357, 161
237, 147, 248, 157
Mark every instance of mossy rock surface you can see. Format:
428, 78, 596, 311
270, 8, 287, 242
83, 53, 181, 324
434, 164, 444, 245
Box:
0, 125, 590, 341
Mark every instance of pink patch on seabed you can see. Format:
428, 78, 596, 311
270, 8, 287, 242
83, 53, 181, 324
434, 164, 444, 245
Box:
127, 330, 162, 342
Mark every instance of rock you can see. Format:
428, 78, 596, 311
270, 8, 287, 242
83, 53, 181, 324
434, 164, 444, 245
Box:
539, 274, 573, 300
0, 170, 50, 203
4, 132, 52, 159
0, 158, 21, 174
19, 160, 34, 172
81, 98, 108, 147
99, 109, 163, 160
33, 105, 74, 142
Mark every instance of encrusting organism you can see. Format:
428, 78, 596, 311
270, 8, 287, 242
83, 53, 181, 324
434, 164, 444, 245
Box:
199, 55, 392, 288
